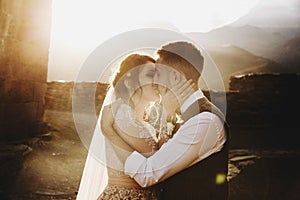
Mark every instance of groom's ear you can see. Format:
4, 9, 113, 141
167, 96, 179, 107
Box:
124, 79, 130, 89
169, 70, 181, 85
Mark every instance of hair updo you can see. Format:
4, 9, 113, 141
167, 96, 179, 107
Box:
112, 53, 155, 101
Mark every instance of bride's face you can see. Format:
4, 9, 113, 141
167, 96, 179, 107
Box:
137, 62, 160, 102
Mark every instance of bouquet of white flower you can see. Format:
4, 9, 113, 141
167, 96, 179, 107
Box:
143, 102, 182, 143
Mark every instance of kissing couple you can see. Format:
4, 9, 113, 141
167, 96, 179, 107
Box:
76, 41, 230, 200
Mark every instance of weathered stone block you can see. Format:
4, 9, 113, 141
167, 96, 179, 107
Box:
0, 120, 36, 140
0, 102, 37, 122
36, 102, 45, 120
0, 104, 5, 122
0, 0, 52, 141
34, 82, 47, 102
8, 46, 47, 82
0, 78, 5, 100
0, 80, 34, 103
0, 64, 11, 79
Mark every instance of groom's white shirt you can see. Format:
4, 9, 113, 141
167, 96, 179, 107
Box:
124, 90, 227, 187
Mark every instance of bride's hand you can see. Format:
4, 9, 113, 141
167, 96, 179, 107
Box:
161, 79, 194, 114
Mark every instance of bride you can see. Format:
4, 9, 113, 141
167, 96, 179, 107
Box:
76, 53, 192, 199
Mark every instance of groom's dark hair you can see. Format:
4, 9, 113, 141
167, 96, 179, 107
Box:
156, 41, 204, 83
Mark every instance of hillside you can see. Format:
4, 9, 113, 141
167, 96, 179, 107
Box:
231, 0, 300, 28
203, 45, 283, 90
187, 0, 300, 77
187, 26, 300, 59
272, 36, 300, 72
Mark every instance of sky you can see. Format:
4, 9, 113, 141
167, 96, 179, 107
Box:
48, 0, 262, 81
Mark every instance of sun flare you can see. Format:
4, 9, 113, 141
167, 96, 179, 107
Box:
48, 0, 260, 81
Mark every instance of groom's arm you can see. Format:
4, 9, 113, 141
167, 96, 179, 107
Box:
124, 112, 226, 187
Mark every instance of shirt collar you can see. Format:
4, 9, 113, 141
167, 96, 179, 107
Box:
181, 89, 205, 113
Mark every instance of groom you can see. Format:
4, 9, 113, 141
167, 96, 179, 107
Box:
124, 41, 230, 199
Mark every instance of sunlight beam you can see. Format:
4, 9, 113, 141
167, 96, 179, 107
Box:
48, 0, 260, 81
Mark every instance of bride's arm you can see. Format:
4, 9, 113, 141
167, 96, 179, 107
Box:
101, 103, 157, 162
114, 119, 158, 155
101, 104, 134, 153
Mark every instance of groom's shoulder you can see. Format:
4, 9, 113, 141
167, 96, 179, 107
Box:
190, 111, 219, 121
183, 111, 223, 128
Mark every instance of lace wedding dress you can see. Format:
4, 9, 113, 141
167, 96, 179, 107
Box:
76, 91, 160, 200
98, 103, 159, 200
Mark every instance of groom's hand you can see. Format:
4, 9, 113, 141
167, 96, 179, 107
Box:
161, 79, 194, 115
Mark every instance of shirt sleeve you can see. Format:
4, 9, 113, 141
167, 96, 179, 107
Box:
124, 112, 226, 187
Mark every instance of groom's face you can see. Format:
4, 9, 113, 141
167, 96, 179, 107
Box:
153, 57, 176, 95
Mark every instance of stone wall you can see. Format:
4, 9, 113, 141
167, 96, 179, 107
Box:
45, 73, 300, 149
228, 73, 300, 126
0, 0, 52, 140
227, 73, 300, 148
45, 81, 108, 115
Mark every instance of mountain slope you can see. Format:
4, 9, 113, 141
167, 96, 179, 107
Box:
202, 45, 283, 90
187, 26, 300, 59
273, 36, 300, 72
231, 0, 300, 28
187, 0, 300, 63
